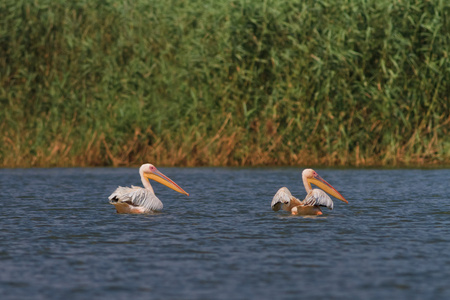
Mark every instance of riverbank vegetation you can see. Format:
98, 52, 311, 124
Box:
1, 0, 449, 167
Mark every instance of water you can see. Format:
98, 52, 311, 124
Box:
1, 167, 449, 300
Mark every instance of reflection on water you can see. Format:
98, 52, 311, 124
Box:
0, 167, 450, 299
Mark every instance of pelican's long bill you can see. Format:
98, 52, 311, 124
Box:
308, 175, 348, 203
145, 169, 189, 196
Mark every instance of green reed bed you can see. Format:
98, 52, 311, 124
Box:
1, 0, 449, 167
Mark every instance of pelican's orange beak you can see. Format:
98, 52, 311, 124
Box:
309, 173, 348, 203
145, 169, 189, 196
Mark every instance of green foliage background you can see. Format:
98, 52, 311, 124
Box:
1, 0, 449, 167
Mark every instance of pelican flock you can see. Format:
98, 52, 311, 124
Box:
108, 163, 189, 214
271, 169, 348, 215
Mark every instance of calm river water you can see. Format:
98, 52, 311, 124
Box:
0, 167, 449, 299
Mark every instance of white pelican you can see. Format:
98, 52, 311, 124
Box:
271, 168, 348, 215
108, 163, 189, 213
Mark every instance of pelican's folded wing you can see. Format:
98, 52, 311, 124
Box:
109, 186, 163, 212
271, 187, 301, 211
303, 189, 334, 210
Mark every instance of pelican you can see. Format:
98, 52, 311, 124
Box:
271, 168, 348, 215
108, 163, 189, 213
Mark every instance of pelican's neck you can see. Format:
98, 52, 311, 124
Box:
302, 173, 312, 193
140, 169, 155, 194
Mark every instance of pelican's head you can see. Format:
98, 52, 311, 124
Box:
303, 169, 348, 203
140, 163, 189, 196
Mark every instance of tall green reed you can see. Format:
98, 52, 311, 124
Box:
1, 0, 449, 167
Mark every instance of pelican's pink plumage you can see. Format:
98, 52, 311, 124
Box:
109, 163, 189, 214
271, 169, 348, 215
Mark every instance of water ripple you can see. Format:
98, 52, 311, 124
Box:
0, 168, 449, 300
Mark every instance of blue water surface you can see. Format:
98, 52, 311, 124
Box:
0, 167, 449, 300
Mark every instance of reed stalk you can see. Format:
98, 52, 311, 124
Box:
1, 0, 449, 167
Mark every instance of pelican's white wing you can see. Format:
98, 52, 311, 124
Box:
271, 187, 302, 211
303, 189, 334, 210
108, 186, 163, 212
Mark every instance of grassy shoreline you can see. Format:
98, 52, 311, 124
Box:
1, 0, 449, 168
